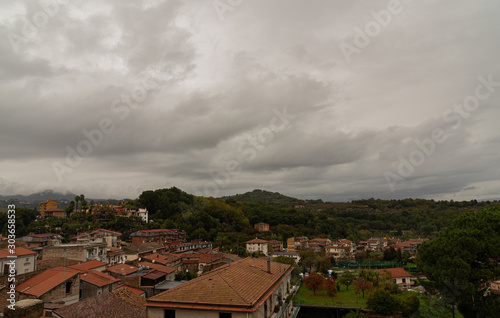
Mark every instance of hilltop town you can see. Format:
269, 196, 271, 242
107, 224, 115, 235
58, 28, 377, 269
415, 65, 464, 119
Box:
1, 188, 499, 317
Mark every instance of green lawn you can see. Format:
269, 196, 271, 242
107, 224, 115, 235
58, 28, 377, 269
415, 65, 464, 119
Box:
293, 283, 368, 308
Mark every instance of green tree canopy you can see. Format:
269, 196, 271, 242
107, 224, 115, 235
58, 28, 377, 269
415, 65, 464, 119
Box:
417, 207, 500, 317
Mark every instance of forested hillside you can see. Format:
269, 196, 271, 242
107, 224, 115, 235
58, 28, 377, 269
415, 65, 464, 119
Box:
2, 187, 498, 253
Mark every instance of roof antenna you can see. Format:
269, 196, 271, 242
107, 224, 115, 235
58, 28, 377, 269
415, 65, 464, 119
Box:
267, 255, 271, 274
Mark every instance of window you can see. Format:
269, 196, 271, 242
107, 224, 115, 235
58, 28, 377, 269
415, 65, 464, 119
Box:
66, 282, 72, 294
402, 278, 406, 283
219, 314, 232, 318
164, 309, 175, 318
109, 284, 113, 292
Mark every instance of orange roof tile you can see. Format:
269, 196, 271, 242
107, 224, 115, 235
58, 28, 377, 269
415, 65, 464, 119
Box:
137, 262, 176, 274
53, 288, 146, 318
81, 270, 120, 287
0, 247, 38, 259
68, 260, 107, 271
376, 268, 414, 278
119, 285, 146, 296
143, 253, 180, 265
245, 238, 268, 244
179, 253, 226, 263
147, 257, 292, 312
16, 267, 79, 297
107, 264, 140, 276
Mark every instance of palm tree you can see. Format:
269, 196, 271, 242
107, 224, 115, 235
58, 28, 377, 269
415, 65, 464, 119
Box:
74, 195, 80, 213
80, 194, 87, 213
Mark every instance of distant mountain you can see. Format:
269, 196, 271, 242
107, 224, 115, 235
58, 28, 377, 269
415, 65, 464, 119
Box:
220, 189, 307, 207
0, 190, 77, 203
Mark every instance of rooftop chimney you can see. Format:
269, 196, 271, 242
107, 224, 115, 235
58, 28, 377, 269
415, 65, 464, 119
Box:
267, 255, 271, 274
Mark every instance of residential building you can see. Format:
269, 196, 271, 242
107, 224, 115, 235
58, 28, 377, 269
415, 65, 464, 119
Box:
107, 247, 126, 265
245, 238, 269, 256
490, 280, 500, 295
0, 247, 38, 275
44, 208, 66, 218
268, 240, 284, 253
143, 253, 182, 270
254, 222, 270, 232
119, 285, 147, 297
16, 233, 62, 249
16, 267, 80, 306
309, 238, 331, 247
52, 287, 146, 318
130, 229, 186, 246
137, 262, 176, 281
79, 270, 120, 300
42, 243, 108, 263
106, 264, 140, 278
168, 239, 213, 252
376, 268, 414, 289
67, 260, 108, 272
327, 243, 352, 261
137, 208, 149, 223
366, 237, 388, 251
39, 200, 58, 218
123, 243, 166, 262
76, 228, 122, 248
178, 253, 227, 275
146, 257, 294, 318
270, 252, 300, 264
286, 236, 309, 253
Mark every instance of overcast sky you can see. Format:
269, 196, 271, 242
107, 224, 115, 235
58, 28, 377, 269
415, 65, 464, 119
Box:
1, 0, 499, 201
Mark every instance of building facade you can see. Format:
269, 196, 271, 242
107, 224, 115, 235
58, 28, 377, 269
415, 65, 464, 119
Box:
146, 258, 294, 318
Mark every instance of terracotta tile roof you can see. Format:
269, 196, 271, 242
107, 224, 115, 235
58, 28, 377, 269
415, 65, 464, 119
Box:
16, 267, 79, 297
409, 238, 428, 243
124, 243, 165, 253
268, 240, 282, 244
142, 270, 165, 280
30, 233, 59, 238
37, 258, 80, 271
53, 288, 146, 318
138, 262, 176, 274
179, 253, 226, 263
94, 228, 122, 235
80, 270, 120, 287
108, 248, 124, 256
0, 247, 38, 259
44, 208, 64, 212
119, 285, 146, 296
143, 253, 180, 265
245, 238, 268, 244
106, 264, 140, 276
147, 257, 293, 312
376, 268, 414, 278
68, 260, 107, 271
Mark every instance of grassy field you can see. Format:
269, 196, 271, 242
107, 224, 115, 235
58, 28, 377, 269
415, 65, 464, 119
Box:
293, 283, 368, 308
